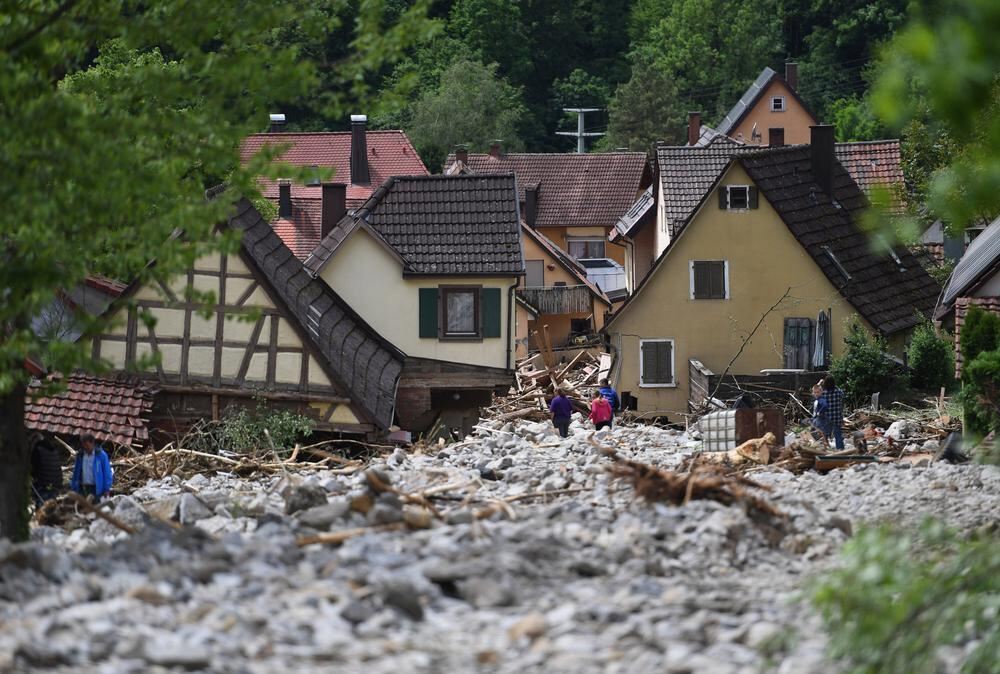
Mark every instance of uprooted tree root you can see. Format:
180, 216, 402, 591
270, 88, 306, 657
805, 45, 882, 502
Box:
596, 441, 786, 533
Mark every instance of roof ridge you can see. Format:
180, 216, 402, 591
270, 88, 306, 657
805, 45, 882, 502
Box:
246, 130, 408, 137
835, 139, 901, 146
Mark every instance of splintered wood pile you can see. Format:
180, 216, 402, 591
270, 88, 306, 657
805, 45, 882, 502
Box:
482, 343, 608, 421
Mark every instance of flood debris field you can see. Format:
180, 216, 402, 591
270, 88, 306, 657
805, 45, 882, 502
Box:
2, 418, 999, 674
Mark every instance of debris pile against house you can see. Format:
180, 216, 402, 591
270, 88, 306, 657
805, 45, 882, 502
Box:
7, 415, 1000, 673
482, 348, 611, 422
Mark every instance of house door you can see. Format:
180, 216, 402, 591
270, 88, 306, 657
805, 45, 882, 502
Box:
783, 317, 813, 369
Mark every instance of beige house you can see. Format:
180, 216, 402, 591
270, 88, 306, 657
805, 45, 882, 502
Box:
89, 197, 403, 439
711, 63, 816, 147
519, 224, 611, 354
605, 126, 940, 419
303, 174, 524, 433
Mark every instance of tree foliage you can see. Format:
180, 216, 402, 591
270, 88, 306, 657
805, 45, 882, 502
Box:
601, 57, 684, 150
906, 321, 954, 391
829, 319, 902, 407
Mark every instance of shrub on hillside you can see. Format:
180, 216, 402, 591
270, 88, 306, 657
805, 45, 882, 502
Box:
906, 321, 954, 390
830, 319, 902, 407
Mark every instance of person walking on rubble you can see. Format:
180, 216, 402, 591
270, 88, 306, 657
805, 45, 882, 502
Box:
31, 438, 64, 506
819, 376, 846, 449
598, 379, 620, 417
70, 433, 113, 503
549, 388, 574, 439
809, 382, 828, 442
589, 389, 614, 431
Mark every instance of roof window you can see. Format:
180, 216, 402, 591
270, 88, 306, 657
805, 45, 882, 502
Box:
822, 245, 852, 282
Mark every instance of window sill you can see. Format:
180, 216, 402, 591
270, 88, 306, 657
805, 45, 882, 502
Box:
439, 335, 485, 343
639, 382, 677, 388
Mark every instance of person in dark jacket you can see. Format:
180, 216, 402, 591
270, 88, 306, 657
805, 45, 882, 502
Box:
598, 379, 620, 416
549, 388, 573, 438
70, 433, 113, 502
31, 439, 64, 506
819, 376, 846, 449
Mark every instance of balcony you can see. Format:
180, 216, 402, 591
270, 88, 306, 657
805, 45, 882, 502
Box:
518, 285, 594, 315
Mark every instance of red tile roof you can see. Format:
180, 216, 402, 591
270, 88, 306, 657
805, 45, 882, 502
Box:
25, 373, 156, 448
241, 130, 429, 258
834, 140, 905, 213
447, 152, 650, 230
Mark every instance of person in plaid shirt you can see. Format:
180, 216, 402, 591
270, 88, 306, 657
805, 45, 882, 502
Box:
820, 375, 846, 449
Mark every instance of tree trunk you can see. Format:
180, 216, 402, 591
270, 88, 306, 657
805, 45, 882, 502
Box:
0, 381, 29, 541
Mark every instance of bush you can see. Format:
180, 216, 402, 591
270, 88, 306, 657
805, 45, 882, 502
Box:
220, 404, 314, 455
906, 321, 954, 390
814, 520, 1000, 674
960, 305, 1000, 366
830, 319, 902, 407
960, 349, 1000, 439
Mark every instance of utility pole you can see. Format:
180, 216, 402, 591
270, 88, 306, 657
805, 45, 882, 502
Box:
556, 108, 605, 153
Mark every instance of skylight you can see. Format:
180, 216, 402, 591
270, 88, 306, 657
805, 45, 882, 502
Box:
822, 245, 852, 282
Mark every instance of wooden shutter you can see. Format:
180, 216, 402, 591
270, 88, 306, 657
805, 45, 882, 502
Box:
748, 186, 759, 209
641, 341, 673, 384
718, 187, 728, 209
481, 288, 502, 338
692, 262, 709, 299
783, 317, 812, 369
418, 288, 438, 338
709, 262, 726, 298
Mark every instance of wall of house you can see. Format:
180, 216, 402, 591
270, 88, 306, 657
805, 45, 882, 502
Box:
520, 233, 581, 288
729, 80, 816, 146
536, 225, 626, 266
320, 229, 516, 370
92, 251, 362, 428
515, 303, 533, 359
974, 269, 1000, 296
631, 219, 657, 289
654, 178, 671, 258
607, 163, 872, 420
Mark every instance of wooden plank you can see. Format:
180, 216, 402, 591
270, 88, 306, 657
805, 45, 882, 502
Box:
234, 280, 260, 307
125, 305, 138, 366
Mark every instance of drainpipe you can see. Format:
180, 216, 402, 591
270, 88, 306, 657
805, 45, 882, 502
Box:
506, 282, 516, 371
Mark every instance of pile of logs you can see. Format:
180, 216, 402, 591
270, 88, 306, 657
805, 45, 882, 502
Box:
482, 342, 612, 422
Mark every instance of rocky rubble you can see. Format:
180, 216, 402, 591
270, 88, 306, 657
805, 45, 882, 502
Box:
2, 414, 999, 673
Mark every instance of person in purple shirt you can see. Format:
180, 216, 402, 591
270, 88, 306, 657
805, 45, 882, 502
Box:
549, 388, 573, 438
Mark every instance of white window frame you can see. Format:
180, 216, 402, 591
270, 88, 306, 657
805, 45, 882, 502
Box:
770, 96, 785, 112
639, 338, 676, 388
726, 185, 751, 210
689, 260, 730, 300
567, 237, 607, 260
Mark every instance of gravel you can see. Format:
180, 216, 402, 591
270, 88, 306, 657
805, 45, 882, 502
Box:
2, 413, 999, 673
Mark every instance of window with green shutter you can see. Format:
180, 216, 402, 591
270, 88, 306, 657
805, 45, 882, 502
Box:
422, 286, 504, 340
418, 288, 438, 338
481, 288, 502, 338
640, 339, 674, 386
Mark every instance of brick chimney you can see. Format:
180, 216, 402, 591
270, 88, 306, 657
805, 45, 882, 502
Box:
278, 179, 292, 219
687, 112, 702, 146
785, 62, 798, 91
810, 124, 835, 196
489, 141, 503, 159
455, 146, 468, 164
524, 183, 539, 227
269, 113, 286, 133
350, 114, 370, 185
321, 183, 347, 239
768, 127, 785, 147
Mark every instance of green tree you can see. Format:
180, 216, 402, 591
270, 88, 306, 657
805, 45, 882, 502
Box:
602, 57, 685, 150
960, 305, 1000, 367
829, 319, 902, 407
407, 59, 529, 169
829, 95, 888, 142
905, 321, 953, 391
448, 0, 532, 82
0, 0, 431, 540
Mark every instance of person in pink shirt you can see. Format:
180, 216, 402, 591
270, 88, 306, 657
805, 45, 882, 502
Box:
588, 389, 614, 431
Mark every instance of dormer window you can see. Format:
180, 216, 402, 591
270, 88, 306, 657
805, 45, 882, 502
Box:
771, 96, 785, 112
719, 185, 758, 210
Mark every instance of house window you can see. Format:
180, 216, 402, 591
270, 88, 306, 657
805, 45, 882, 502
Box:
568, 238, 606, 259
718, 185, 758, 210
783, 317, 813, 369
640, 339, 675, 387
771, 96, 785, 111
525, 260, 545, 287
443, 288, 478, 337
690, 260, 728, 299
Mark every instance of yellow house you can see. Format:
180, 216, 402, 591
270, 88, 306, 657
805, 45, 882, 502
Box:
605, 126, 940, 420
303, 174, 524, 433
713, 63, 816, 147
519, 224, 611, 353
89, 198, 403, 439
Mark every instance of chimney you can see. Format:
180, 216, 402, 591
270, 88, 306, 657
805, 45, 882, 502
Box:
785, 62, 798, 91
687, 112, 702, 146
810, 124, 836, 196
524, 184, 539, 227
489, 141, 503, 159
350, 114, 370, 185
321, 183, 347, 239
278, 179, 292, 219
768, 127, 785, 147
455, 145, 468, 164
269, 113, 286, 133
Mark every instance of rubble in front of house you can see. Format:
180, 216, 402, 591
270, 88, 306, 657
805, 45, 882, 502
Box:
3, 412, 1000, 674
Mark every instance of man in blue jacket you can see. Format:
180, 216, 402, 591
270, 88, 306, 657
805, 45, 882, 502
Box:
70, 433, 113, 502
598, 379, 620, 417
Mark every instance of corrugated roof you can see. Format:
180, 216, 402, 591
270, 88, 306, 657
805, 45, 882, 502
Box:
25, 374, 155, 448
939, 214, 1000, 314
227, 198, 404, 429
446, 152, 649, 229
306, 175, 524, 277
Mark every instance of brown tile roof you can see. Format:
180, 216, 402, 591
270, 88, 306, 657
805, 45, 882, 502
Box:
954, 296, 1000, 376
305, 175, 524, 277
25, 373, 156, 448
739, 146, 940, 335
445, 152, 649, 229
226, 197, 405, 429
241, 130, 428, 257
834, 140, 906, 214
